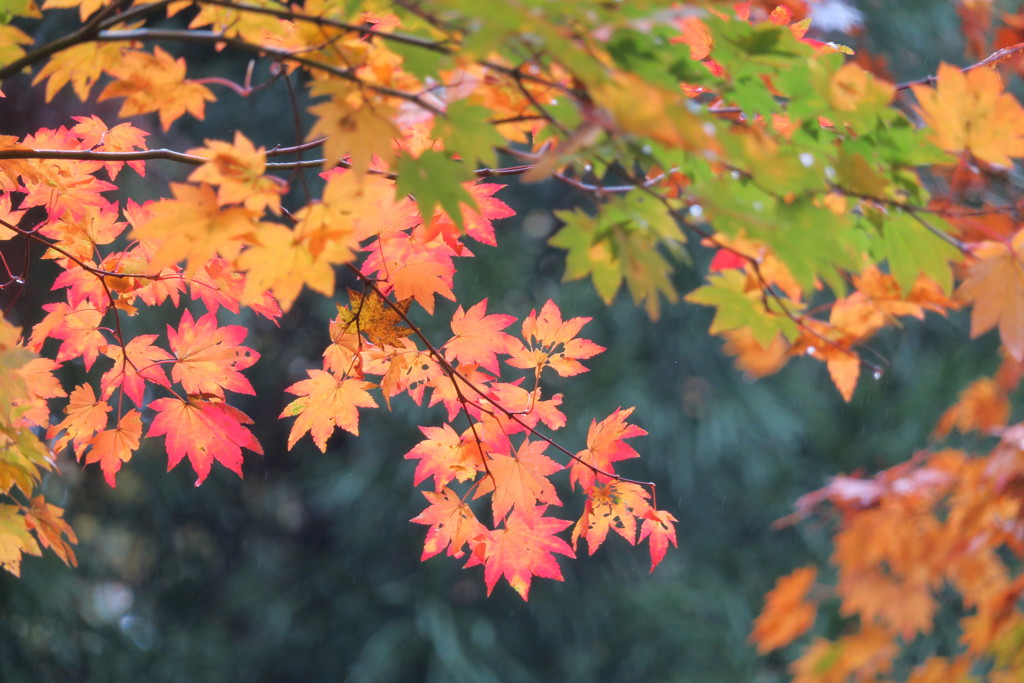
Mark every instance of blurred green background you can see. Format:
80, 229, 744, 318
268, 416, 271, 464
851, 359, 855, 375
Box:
0, 1, 1001, 681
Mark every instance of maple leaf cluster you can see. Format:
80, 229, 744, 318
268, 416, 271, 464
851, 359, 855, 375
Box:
4, 0, 1024, 674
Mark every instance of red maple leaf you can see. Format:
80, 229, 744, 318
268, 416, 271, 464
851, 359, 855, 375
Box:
639, 508, 679, 572
99, 334, 173, 405
148, 396, 263, 485
466, 505, 575, 600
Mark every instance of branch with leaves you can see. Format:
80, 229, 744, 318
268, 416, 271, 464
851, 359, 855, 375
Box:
5, 0, 1024, 676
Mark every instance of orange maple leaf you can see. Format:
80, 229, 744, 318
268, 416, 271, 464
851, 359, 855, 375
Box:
47, 383, 111, 458
570, 407, 647, 492
148, 396, 263, 485
24, 495, 77, 568
571, 480, 652, 554
466, 505, 575, 600
86, 410, 142, 487
411, 486, 487, 560
0, 505, 41, 577
444, 299, 516, 374
506, 300, 604, 377
956, 235, 1024, 360
750, 566, 818, 653
307, 82, 399, 174
474, 439, 563, 521
362, 232, 456, 314
912, 62, 1024, 168
99, 46, 216, 131
281, 370, 378, 451
71, 116, 149, 179
933, 378, 1010, 438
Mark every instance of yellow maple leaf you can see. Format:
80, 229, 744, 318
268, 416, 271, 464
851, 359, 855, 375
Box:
0, 505, 41, 577
131, 183, 259, 275
42, 0, 104, 20
912, 62, 1024, 168
307, 81, 399, 174
336, 288, 414, 349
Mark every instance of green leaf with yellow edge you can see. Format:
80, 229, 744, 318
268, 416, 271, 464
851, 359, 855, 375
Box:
686, 270, 801, 347
336, 289, 415, 348
396, 150, 475, 230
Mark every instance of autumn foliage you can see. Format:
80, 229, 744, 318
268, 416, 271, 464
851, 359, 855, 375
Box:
3, 0, 1024, 678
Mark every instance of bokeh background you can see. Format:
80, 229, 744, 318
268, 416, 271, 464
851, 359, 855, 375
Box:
0, 1, 1000, 681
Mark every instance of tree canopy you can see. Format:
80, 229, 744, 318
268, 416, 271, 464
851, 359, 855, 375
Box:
3, 0, 1024, 679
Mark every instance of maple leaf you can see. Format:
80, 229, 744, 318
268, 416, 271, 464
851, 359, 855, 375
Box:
15, 357, 65, 429
444, 299, 516, 374
466, 505, 575, 600
750, 566, 818, 653
639, 508, 678, 572
335, 288, 414, 348
404, 423, 484, 490
236, 223, 340, 313
28, 300, 106, 370
99, 335, 173, 406
0, 505, 41, 577
99, 46, 216, 131
131, 183, 259, 275
167, 310, 259, 398
418, 183, 514, 251
86, 410, 143, 487
571, 481, 652, 554
281, 370, 378, 451
71, 116, 149, 179
912, 62, 1024, 168
570, 407, 647, 492
23, 495, 77, 568
307, 81, 399, 174
505, 300, 605, 377
362, 232, 456, 314
187, 132, 284, 214
31, 41, 127, 103
411, 486, 487, 560
47, 383, 111, 458
474, 439, 563, 521
956, 236, 1024, 360
148, 396, 263, 485
933, 378, 1010, 438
